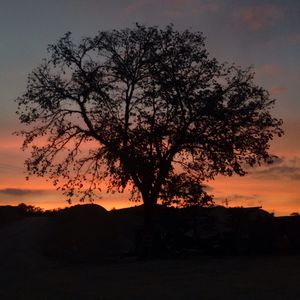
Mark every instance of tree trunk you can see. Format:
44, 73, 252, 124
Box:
139, 193, 161, 257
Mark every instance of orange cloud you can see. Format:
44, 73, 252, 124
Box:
238, 5, 280, 30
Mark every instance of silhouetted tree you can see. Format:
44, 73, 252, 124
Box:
16, 24, 283, 230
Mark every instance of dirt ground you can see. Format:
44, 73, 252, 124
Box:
1, 217, 300, 299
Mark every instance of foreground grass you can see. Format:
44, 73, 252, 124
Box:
1, 255, 300, 300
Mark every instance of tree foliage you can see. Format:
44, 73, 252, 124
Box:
16, 24, 283, 210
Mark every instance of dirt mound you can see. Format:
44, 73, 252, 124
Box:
0, 206, 24, 227
58, 203, 108, 219
41, 204, 125, 262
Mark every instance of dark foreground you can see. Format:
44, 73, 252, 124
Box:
1, 205, 300, 299
1, 253, 300, 299
1, 218, 300, 299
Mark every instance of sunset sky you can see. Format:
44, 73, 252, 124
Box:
0, 0, 299, 215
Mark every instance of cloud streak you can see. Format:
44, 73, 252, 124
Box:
0, 188, 52, 197
250, 157, 300, 181
214, 193, 262, 208
214, 194, 259, 201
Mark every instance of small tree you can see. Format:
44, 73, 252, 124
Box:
16, 24, 283, 227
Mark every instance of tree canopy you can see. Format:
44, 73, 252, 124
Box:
17, 24, 283, 211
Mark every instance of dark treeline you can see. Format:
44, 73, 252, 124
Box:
1, 203, 300, 261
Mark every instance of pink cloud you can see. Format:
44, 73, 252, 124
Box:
289, 33, 300, 44
123, 0, 220, 17
270, 85, 288, 95
238, 5, 280, 30
123, 0, 148, 15
169, 0, 193, 5
164, 0, 220, 17
256, 64, 280, 77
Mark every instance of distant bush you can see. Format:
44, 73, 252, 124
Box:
0, 203, 46, 228
17, 203, 44, 216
